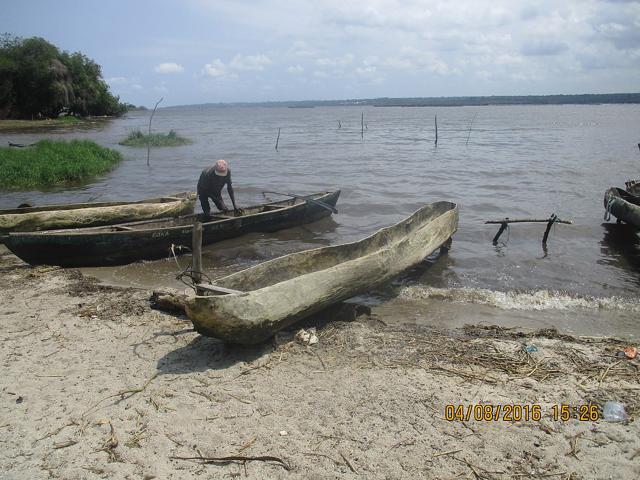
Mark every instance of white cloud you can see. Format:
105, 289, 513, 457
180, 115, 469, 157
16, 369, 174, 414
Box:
229, 54, 272, 71
154, 62, 185, 74
203, 59, 227, 77
355, 65, 377, 76
315, 54, 354, 68
287, 65, 304, 74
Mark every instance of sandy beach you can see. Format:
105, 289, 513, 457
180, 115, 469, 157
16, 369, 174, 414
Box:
1, 247, 638, 479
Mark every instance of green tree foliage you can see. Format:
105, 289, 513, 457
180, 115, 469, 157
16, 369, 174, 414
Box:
0, 34, 127, 119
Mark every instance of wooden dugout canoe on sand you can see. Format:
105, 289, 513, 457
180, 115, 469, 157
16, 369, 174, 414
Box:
604, 187, 640, 229
0, 192, 196, 239
185, 201, 458, 345
4, 191, 340, 267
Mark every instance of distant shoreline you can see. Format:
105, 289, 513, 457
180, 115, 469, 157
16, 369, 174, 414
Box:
164, 92, 640, 110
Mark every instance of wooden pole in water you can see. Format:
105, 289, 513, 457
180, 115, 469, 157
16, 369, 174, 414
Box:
275, 128, 280, 151
434, 115, 438, 146
147, 97, 163, 167
192, 222, 203, 284
466, 112, 477, 146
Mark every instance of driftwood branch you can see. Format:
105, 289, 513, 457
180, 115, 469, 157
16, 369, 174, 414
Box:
150, 290, 188, 314
485, 218, 572, 225
170, 454, 291, 471
486, 215, 572, 245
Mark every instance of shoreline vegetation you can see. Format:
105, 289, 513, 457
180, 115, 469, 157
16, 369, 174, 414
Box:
119, 129, 191, 147
0, 116, 100, 131
0, 139, 122, 190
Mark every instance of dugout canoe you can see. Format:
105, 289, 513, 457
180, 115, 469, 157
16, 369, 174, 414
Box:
0, 192, 196, 239
4, 191, 340, 267
185, 200, 458, 345
604, 187, 640, 229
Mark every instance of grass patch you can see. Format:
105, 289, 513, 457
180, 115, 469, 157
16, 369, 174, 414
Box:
0, 139, 122, 190
119, 129, 191, 147
0, 116, 85, 131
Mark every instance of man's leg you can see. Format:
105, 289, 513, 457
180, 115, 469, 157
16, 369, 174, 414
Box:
199, 195, 211, 216
211, 196, 228, 212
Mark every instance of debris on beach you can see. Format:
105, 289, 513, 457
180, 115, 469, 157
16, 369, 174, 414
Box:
295, 327, 318, 346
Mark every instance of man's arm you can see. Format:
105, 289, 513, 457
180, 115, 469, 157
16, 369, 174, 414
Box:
226, 174, 238, 210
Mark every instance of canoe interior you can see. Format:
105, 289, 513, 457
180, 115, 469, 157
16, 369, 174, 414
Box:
609, 187, 640, 207
215, 201, 457, 292
0, 191, 194, 215
30, 192, 332, 236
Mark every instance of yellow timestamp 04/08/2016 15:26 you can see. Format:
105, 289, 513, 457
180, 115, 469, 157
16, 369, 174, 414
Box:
444, 404, 601, 422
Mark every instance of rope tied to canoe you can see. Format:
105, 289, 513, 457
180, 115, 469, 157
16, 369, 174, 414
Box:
170, 243, 214, 292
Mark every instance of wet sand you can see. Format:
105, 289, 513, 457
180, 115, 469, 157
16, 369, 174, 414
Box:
1, 250, 639, 479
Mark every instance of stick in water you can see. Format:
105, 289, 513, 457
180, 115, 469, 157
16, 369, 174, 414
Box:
434, 115, 438, 146
466, 112, 477, 146
275, 127, 280, 151
147, 97, 163, 166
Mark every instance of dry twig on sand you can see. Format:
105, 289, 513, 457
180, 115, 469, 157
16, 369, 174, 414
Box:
170, 454, 291, 471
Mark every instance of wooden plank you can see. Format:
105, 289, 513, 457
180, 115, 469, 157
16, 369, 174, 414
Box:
195, 283, 244, 295
192, 222, 203, 284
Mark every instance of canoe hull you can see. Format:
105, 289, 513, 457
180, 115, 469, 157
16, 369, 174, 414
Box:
604, 187, 640, 229
185, 201, 458, 345
4, 191, 340, 267
0, 192, 196, 236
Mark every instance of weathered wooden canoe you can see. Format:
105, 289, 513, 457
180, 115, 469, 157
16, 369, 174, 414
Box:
185, 201, 458, 345
4, 191, 340, 267
604, 187, 640, 228
626, 180, 640, 196
0, 192, 196, 239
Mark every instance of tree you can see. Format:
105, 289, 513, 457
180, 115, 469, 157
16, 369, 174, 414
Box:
0, 34, 127, 119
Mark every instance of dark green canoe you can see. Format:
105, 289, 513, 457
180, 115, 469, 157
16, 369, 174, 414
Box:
4, 191, 340, 267
604, 187, 640, 229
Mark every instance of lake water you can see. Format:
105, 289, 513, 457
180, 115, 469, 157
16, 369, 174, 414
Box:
2, 104, 639, 337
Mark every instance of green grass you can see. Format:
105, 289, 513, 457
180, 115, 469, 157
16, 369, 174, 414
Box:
119, 129, 191, 147
0, 139, 122, 190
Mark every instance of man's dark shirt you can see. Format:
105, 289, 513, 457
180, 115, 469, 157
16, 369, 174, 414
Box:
197, 166, 235, 213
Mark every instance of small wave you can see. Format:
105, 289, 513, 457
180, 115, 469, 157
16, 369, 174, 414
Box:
399, 286, 640, 312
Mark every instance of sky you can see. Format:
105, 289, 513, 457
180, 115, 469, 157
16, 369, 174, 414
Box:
3, 0, 639, 106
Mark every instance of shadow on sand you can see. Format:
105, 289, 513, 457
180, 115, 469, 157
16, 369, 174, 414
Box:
155, 301, 372, 375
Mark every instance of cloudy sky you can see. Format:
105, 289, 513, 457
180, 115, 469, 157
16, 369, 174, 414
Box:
3, 0, 639, 106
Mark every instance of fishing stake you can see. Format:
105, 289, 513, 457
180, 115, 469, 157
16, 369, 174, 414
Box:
485, 215, 572, 246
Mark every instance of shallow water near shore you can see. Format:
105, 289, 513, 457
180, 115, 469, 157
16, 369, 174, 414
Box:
1, 104, 639, 336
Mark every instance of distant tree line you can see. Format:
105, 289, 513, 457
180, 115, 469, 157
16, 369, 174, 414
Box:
0, 34, 128, 119
206, 93, 640, 109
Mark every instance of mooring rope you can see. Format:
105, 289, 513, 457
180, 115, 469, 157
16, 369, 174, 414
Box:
169, 243, 214, 292
604, 196, 615, 221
